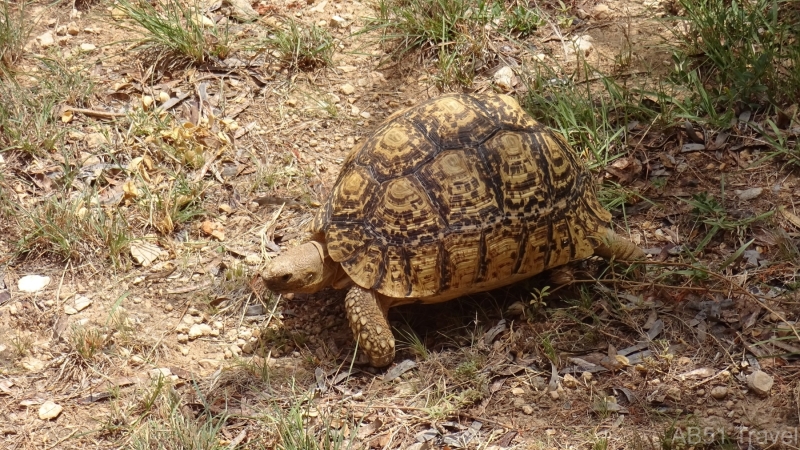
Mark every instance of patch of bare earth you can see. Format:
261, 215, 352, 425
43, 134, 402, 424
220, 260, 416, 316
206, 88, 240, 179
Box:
1, 0, 799, 448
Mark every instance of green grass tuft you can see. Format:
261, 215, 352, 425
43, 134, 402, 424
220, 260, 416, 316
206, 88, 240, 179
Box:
259, 19, 335, 71
0, 0, 31, 72
673, 0, 800, 108
115, 0, 231, 65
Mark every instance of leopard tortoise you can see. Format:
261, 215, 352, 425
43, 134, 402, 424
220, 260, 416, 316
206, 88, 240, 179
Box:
264, 93, 644, 367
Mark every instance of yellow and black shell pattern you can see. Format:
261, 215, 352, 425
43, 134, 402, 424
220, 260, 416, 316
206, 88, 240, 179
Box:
312, 93, 612, 301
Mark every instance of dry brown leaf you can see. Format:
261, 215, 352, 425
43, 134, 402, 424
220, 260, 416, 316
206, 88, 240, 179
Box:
779, 206, 800, 230
122, 179, 139, 200
131, 240, 161, 266
201, 220, 225, 241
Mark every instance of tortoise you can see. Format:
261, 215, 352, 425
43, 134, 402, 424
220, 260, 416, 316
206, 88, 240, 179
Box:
263, 93, 644, 367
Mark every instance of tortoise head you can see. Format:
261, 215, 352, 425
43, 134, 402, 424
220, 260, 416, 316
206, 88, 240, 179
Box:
263, 240, 340, 294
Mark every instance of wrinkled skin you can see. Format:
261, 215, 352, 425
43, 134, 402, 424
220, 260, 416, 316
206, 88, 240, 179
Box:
263, 241, 341, 294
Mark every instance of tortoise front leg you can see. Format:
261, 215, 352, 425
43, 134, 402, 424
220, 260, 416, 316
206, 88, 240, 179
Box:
345, 285, 395, 367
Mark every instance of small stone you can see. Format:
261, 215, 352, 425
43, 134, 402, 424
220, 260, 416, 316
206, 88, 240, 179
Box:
37, 31, 55, 48
359, 111, 371, 119
521, 405, 534, 415
592, 4, 611, 19
285, 98, 297, 107
511, 387, 525, 396
238, 329, 253, 340
18, 275, 51, 292
549, 390, 560, 400
340, 83, 355, 95
581, 371, 593, 382
38, 401, 63, 420
493, 66, 515, 91
67, 22, 80, 35
666, 387, 682, 402
562, 373, 578, 389
73, 295, 92, 312
148, 367, 172, 378
245, 254, 261, 265
64, 305, 78, 315
228, 0, 259, 21
309, 139, 319, 147
350, 105, 361, 116
130, 355, 145, 365
746, 370, 774, 395
198, 358, 222, 369
735, 187, 763, 201
164, 303, 174, 312
571, 35, 593, 56
188, 323, 213, 339
710, 386, 728, 400
176, 333, 189, 344
79, 43, 96, 51
330, 15, 347, 27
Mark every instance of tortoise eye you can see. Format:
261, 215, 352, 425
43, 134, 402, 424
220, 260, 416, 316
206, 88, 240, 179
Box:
281, 274, 292, 282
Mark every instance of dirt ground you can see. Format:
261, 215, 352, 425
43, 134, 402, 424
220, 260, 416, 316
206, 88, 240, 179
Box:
1, 0, 800, 448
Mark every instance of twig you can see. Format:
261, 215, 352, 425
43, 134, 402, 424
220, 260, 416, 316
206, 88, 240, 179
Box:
226, 429, 247, 449
64, 106, 126, 119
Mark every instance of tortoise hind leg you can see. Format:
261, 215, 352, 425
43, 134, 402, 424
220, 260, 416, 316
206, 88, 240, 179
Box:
594, 228, 646, 261
345, 285, 395, 367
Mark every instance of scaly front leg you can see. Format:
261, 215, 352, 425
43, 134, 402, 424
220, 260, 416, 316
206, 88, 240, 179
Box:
345, 285, 395, 367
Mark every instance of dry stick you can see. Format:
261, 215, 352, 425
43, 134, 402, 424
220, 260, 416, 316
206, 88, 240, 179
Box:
64, 107, 127, 119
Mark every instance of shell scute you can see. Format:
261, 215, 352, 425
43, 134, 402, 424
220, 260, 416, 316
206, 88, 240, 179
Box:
321, 93, 611, 301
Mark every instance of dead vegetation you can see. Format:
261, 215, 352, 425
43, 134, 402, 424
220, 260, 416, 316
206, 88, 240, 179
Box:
1, 0, 799, 448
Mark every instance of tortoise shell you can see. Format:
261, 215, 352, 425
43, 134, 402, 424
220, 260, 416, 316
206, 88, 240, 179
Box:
312, 93, 611, 301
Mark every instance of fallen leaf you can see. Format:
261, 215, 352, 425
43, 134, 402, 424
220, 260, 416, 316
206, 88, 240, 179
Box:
130, 240, 161, 266
122, 179, 139, 200
678, 367, 715, 380
200, 221, 225, 241
779, 206, 800, 230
